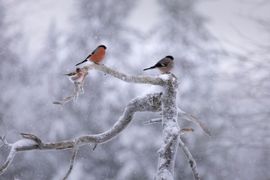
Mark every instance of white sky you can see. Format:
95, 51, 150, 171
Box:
197, 0, 270, 53
7, 0, 270, 58
127, 0, 270, 54
127, 0, 160, 32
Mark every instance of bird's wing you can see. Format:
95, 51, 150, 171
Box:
84, 53, 92, 60
84, 47, 98, 60
155, 60, 168, 67
91, 47, 99, 55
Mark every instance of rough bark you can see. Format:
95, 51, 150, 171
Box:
156, 74, 180, 180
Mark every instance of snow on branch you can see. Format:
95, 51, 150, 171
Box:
85, 64, 166, 85
156, 72, 179, 180
0, 93, 162, 178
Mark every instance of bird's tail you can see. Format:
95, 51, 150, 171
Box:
143, 66, 155, 71
75, 59, 87, 66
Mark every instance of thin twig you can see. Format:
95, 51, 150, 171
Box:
143, 118, 162, 125
53, 95, 75, 106
143, 109, 211, 136
178, 108, 211, 136
20, 133, 42, 146
179, 137, 200, 180
92, 144, 97, 151
63, 142, 79, 180
180, 128, 194, 135
0, 136, 10, 148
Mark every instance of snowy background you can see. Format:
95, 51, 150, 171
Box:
0, 0, 270, 179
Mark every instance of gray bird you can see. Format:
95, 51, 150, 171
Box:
143, 55, 174, 73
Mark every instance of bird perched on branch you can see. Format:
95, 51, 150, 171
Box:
53, 67, 89, 105
75, 45, 107, 66
65, 67, 88, 83
143, 55, 174, 73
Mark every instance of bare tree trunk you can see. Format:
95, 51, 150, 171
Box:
156, 74, 180, 180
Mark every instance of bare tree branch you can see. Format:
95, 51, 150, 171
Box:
86, 64, 166, 86
179, 137, 200, 180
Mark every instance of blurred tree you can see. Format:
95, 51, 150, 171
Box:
0, 1, 19, 117
58, 1, 151, 179
149, 0, 270, 179
147, 0, 223, 178
2, 0, 269, 179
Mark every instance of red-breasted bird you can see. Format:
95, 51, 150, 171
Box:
75, 45, 107, 66
65, 67, 88, 83
143, 55, 174, 73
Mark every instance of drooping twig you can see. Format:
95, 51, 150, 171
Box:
63, 141, 79, 180
143, 118, 162, 125
178, 108, 211, 136
143, 108, 210, 136
180, 128, 194, 135
179, 137, 200, 180
53, 82, 85, 106
92, 144, 98, 151
53, 67, 89, 105
53, 94, 76, 106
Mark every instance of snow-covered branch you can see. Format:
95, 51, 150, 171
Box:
2, 63, 204, 180
86, 64, 166, 85
0, 93, 162, 178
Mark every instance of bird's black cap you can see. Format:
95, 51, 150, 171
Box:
165, 55, 174, 60
98, 45, 107, 49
